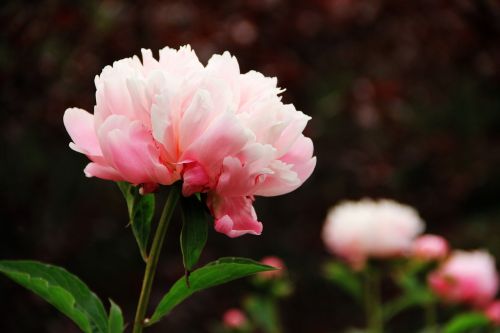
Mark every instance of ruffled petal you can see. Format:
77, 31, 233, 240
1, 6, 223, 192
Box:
255, 135, 316, 196
181, 111, 252, 183
216, 144, 276, 197
207, 194, 263, 238
182, 162, 210, 196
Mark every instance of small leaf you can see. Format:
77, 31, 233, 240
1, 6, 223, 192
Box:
323, 261, 362, 301
180, 195, 210, 272
443, 312, 489, 333
107, 300, 124, 333
148, 257, 275, 325
117, 182, 155, 261
117, 182, 134, 216
384, 274, 435, 321
0, 260, 108, 333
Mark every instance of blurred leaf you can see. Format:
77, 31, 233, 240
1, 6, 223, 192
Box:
323, 261, 362, 301
0, 260, 108, 333
385, 273, 434, 320
344, 329, 367, 333
244, 295, 281, 333
117, 182, 155, 261
443, 312, 489, 333
271, 279, 293, 298
148, 257, 275, 325
107, 300, 124, 333
180, 195, 209, 272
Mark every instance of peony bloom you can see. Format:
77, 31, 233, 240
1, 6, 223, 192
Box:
322, 199, 425, 269
412, 234, 449, 261
223, 308, 247, 329
485, 300, 500, 326
428, 250, 499, 307
259, 256, 286, 279
64, 45, 316, 237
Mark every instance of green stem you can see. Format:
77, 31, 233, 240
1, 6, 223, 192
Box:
364, 267, 383, 333
132, 184, 181, 333
424, 300, 437, 333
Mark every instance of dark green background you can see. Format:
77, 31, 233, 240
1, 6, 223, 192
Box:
1, 1, 500, 332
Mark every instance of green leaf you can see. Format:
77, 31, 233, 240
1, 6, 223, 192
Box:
0, 260, 108, 333
323, 261, 362, 301
244, 295, 281, 333
117, 182, 155, 261
443, 312, 489, 333
384, 274, 435, 321
107, 300, 124, 333
148, 257, 275, 325
180, 195, 210, 272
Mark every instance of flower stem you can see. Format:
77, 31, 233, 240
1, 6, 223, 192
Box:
424, 300, 437, 333
364, 267, 383, 333
132, 184, 181, 333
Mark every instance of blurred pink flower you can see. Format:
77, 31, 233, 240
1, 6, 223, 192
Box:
485, 300, 500, 326
260, 256, 286, 279
412, 234, 449, 261
64, 45, 316, 237
322, 199, 425, 269
428, 250, 499, 307
223, 308, 247, 328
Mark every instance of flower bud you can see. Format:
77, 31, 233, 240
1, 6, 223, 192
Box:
223, 308, 247, 329
485, 301, 500, 326
259, 256, 286, 279
412, 234, 449, 261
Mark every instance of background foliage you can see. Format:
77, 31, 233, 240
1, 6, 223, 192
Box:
1, 0, 500, 332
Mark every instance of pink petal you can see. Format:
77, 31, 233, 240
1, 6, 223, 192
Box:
178, 89, 216, 151
97, 115, 175, 185
207, 194, 263, 238
281, 135, 316, 182
255, 136, 316, 196
182, 162, 210, 196
158, 45, 203, 77
151, 87, 180, 162
63, 108, 102, 157
181, 112, 251, 183
216, 143, 275, 197
84, 162, 123, 181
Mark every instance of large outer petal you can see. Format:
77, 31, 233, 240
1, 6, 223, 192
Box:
63, 108, 102, 157
64, 108, 122, 180
97, 115, 177, 185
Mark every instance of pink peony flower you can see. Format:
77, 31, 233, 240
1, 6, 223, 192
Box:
321, 199, 425, 269
412, 234, 449, 261
223, 308, 247, 328
64, 45, 316, 237
428, 250, 499, 307
485, 300, 500, 326
259, 256, 286, 279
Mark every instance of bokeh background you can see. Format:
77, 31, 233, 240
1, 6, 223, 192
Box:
2, 0, 500, 332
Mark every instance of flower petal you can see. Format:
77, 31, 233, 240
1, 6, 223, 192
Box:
207, 194, 263, 238
97, 115, 175, 185
63, 108, 102, 157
